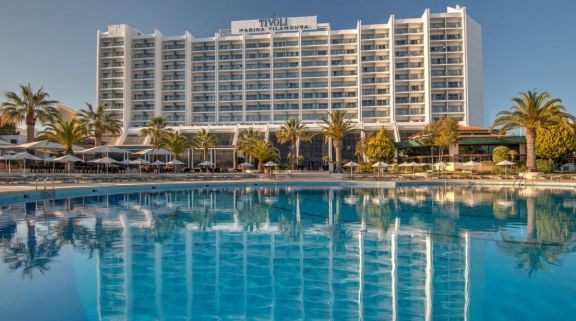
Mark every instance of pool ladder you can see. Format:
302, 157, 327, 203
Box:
35, 178, 55, 199
513, 175, 532, 188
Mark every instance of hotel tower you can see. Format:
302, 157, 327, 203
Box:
96, 6, 482, 167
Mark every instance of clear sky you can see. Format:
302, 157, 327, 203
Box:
1, 0, 575, 125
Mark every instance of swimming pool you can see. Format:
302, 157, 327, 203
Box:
0, 184, 575, 321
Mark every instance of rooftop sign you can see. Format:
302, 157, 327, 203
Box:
231, 16, 317, 34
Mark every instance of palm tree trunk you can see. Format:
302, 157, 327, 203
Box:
258, 160, 263, 173
525, 128, 536, 172
203, 147, 207, 161
26, 112, 35, 143
291, 139, 296, 170
334, 140, 342, 173
526, 196, 536, 241
94, 132, 102, 146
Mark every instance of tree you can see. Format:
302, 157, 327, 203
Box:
0, 122, 18, 135
1, 83, 59, 143
492, 90, 575, 171
492, 146, 510, 163
535, 125, 576, 160
38, 115, 87, 155
418, 117, 459, 161
276, 119, 315, 170
236, 127, 262, 164
139, 116, 173, 159
162, 132, 191, 160
354, 132, 372, 163
320, 111, 354, 173
251, 139, 279, 172
193, 128, 218, 161
79, 103, 121, 146
508, 149, 518, 161
366, 127, 395, 161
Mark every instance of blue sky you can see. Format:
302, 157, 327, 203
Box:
0, 0, 575, 125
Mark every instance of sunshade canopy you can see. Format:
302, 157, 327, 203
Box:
13, 152, 42, 161
79, 145, 126, 154
134, 148, 171, 156
343, 161, 360, 167
92, 156, 119, 164
54, 154, 83, 162
198, 160, 214, 166
496, 160, 517, 166
371, 162, 389, 168
130, 158, 150, 165
167, 159, 186, 166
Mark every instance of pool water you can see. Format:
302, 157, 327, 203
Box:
1, 185, 575, 321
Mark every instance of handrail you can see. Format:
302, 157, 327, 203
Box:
35, 177, 55, 198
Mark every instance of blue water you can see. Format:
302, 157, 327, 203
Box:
0, 185, 575, 321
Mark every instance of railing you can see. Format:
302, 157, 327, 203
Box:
35, 177, 55, 198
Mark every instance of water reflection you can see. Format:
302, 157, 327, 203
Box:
0, 186, 575, 320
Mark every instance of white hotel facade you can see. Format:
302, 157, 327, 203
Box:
97, 6, 482, 166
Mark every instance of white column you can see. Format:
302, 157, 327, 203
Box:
96, 31, 101, 109
269, 33, 274, 124
185, 31, 193, 125
215, 35, 220, 124
241, 32, 247, 123
422, 9, 432, 124
388, 15, 396, 123
327, 26, 332, 115
123, 28, 133, 129
154, 30, 164, 118
356, 20, 363, 122
298, 30, 303, 120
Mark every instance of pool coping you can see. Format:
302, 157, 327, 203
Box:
0, 178, 575, 204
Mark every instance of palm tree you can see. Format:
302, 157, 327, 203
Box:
78, 103, 121, 146
492, 90, 575, 171
276, 119, 315, 170
2, 216, 60, 279
1, 83, 59, 143
139, 116, 173, 159
251, 140, 279, 172
236, 127, 262, 164
38, 115, 87, 155
193, 128, 218, 161
162, 132, 191, 160
320, 110, 354, 173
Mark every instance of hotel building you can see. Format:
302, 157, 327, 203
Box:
96, 6, 482, 167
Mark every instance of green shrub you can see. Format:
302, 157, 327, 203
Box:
356, 163, 373, 173
536, 159, 554, 173
491, 166, 504, 174
492, 146, 510, 163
